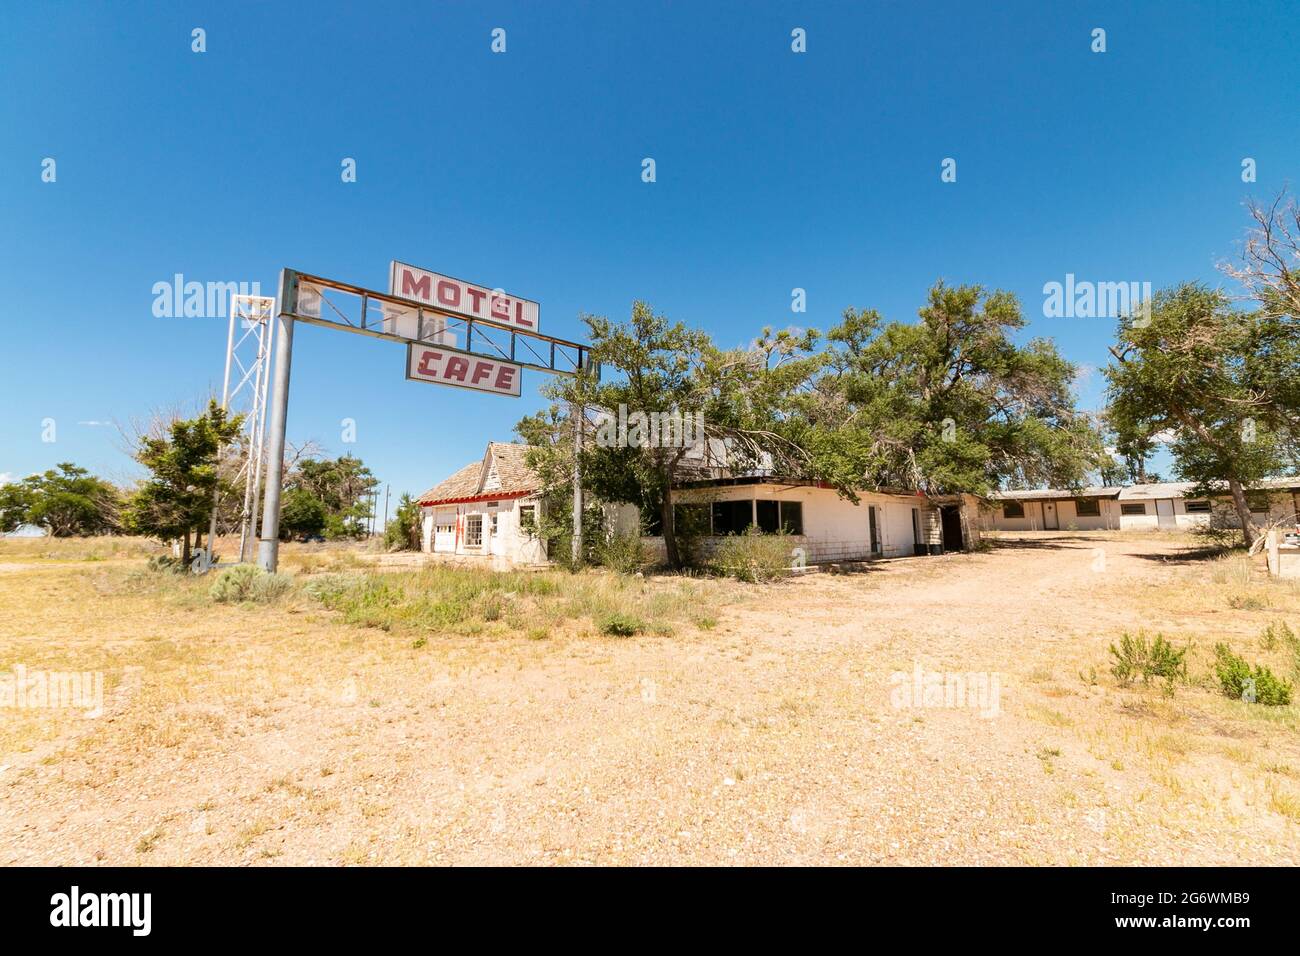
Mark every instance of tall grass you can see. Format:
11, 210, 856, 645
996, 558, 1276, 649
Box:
303, 565, 723, 638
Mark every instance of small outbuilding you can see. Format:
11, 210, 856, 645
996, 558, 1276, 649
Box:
417, 442, 550, 568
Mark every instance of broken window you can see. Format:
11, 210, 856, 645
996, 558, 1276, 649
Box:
779, 501, 803, 535
711, 500, 753, 536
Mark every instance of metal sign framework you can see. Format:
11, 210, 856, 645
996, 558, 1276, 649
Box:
254, 269, 593, 572
208, 294, 276, 565
283, 270, 589, 377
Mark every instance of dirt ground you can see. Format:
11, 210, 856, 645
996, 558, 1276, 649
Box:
1, 531, 1298, 865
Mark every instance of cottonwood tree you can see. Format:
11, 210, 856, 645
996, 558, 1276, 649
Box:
518, 301, 816, 569
1219, 189, 1300, 434
1222, 188, 1300, 326
788, 282, 1103, 498
1105, 283, 1298, 547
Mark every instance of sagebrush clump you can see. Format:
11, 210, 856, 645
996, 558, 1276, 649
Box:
1214, 643, 1292, 706
1109, 632, 1188, 690
209, 565, 295, 604
599, 612, 643, 637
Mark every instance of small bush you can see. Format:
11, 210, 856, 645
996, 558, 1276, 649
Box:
1109, 632, 1188, 688
147, 555, 187, 575
710, 528, 794, 583
1214, 644, 1293, 706
593, 531, 648, 574
209, 564, 294, 604
599, 612, 643, 637
249, 571, 295, 603
1260, 621, 1300, 677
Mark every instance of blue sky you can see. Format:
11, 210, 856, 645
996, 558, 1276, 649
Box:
2, 0, 1297, 508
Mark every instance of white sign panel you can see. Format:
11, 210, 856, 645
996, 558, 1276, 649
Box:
406, 344, 523, 397
390, 260, 539, 331
380, 301, 456, 346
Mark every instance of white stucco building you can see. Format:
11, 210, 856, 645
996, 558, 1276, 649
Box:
417, 441, 980, 569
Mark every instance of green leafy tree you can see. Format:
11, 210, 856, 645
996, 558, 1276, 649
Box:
384, 493, 422, 551
278, 487, 327, 541
0, 480, 34, 533
0, 464, 120, 536
791, 282, 1103, 498
1105, 283, 1298, 547
518, 301, 813, 569
123, 401, 244, 563
286, 454, 379, 539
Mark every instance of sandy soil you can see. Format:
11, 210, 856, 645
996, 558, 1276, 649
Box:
1, 532, 1298, 865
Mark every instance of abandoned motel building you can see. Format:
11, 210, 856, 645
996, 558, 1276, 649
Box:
415, 442, 1300, 570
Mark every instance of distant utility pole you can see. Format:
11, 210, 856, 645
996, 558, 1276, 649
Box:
382, 484, 390, 536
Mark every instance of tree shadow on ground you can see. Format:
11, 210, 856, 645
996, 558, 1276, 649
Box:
985, 536, 1099, 551
1130, 545, 1238, 565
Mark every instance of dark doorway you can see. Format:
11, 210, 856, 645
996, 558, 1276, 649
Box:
940, 505, 964, 553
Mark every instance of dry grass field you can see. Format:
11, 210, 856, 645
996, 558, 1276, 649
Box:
1, 531, 1298, 865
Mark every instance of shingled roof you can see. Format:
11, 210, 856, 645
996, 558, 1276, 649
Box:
417, 442, 540, 505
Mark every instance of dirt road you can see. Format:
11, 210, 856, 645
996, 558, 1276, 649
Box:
2, 532, 1297, 865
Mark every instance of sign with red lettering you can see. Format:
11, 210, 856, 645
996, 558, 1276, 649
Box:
389, 260, 539, 331
405, 344, 523, 397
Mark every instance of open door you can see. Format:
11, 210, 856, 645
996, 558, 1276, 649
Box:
940, 506, 964, 552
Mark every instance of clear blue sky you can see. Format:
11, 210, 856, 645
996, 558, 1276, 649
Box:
2, 0, 1297, 507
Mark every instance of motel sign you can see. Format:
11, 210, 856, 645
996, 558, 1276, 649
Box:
253, 265, 590, 572
389, 260, 540, 331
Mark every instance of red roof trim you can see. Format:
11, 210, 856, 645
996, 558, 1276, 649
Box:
419, 489, 535, 507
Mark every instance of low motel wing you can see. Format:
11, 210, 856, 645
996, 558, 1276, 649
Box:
982, 479, 1300, 532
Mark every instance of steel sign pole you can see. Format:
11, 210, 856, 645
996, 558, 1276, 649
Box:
257, 270, 296, 572
572, 402, 583, 564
